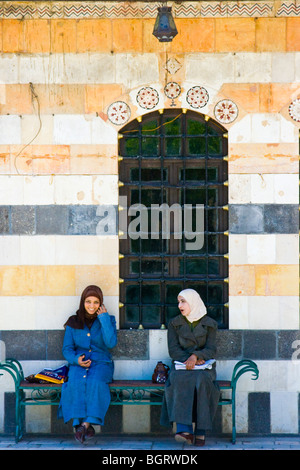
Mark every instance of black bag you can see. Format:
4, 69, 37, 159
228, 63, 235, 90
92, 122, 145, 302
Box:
152, 361, 170, 384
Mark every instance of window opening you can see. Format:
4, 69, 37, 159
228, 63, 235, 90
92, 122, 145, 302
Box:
118, 109, 228, 329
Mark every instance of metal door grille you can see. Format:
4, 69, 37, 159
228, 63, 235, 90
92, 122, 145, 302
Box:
118, 109, 228, 329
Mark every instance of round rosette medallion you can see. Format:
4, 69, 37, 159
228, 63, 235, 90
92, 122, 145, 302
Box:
136, 87, 159, 110
214, 99, 238, 124
288, 99, 300, 122
107, 101, 131, 125
186, 86, 209, 109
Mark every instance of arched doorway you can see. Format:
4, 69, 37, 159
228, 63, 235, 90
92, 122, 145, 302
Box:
118, 109, 228, 329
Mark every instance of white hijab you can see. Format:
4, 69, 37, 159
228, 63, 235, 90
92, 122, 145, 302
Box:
178, 289, 207, 323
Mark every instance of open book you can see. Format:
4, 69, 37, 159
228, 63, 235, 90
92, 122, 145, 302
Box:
174, 359, 216, 370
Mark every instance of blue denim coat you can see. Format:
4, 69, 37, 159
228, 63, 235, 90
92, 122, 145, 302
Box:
58, 312, 117, 425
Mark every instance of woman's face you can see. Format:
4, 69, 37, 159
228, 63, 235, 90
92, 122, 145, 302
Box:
178, 296, 191, 317
84, 296, 101, 316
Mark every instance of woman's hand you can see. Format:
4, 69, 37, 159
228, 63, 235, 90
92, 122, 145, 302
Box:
196, 358, 205, 365
184, 355, 206, 369
184, 354, 198, 370
97, 304, 107, 315
78, 355, 91, 368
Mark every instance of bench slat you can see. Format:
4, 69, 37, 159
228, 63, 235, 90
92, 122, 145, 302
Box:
20, 379, 232, 389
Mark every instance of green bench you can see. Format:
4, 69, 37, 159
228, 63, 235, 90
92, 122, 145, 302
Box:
0, 358, 259, 444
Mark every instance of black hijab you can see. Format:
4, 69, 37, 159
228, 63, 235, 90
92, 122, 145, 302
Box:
64, 285, 103, 329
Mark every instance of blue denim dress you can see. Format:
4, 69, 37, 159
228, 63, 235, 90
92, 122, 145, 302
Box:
58, 312, 117, 426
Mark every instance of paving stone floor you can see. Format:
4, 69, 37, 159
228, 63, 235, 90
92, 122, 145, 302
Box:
0, 434, 300, 451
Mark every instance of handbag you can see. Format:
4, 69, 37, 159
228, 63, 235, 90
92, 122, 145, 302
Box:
152, 361, 170, 384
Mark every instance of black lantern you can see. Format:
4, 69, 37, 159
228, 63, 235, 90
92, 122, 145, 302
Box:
152, 6, 178, 42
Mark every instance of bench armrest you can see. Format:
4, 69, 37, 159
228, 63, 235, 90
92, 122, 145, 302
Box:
231, 359, 259, 388
0, 358, 24, 389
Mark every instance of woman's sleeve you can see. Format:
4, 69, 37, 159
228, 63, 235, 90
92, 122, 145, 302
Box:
167, 322, 190, 363
98, 312, 118, 349
62, 326, 81, 365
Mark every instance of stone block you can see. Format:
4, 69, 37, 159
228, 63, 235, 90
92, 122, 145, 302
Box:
50, 19, 77, 54
229, 204, 264, 233
216, 329, 242, 359
45, 266, 75, 296
220, 83, 260, 113
24, 19, 51, 53
75, 265, 119, 296
68, 205, 98, 235
85, 84, 124, 114
255, 18, 286, 52
11, 205, 35, 235
19, 235, 54, 265
0, 175, 24, 205
19, 55, 52, 84
3, 84, 32, 114
0, 55, 18, 84
53, 114, 91, 145
62, 53, 116, 84
215, 18, 255, 52
23, 175, 55, 205
271, 53, 295, 83
36, 205, 69, 234
112, 330, 149, 360
234, 52, 272, 83
172, 18, 215, 53
287, 17, 300, 51
229, 114, 251, 144
116, 53, 159, 89
229, 265, 256, 296
0, 115, 21, 145
0, 206, 10, 234
264, 204, 298, 233
273, 174, 299, 203
244, 331, 276, 359
271, 391, 298, 434
47, 330, 65, 360
278, 330, 300, 360
248, 392, 271, 434
2, 19, 24, 53
229, 234, 248, 264
228, 296, 249, 329
77, 19, 112, 53
228, 142, 299, 174
186, 53, 234, 89
229, 174, 251, 203
1, 330, 47, 360
276, 234, 299, 264
112, 19, 143, 53
255, 265, 299, 296
33, 84, 85, 114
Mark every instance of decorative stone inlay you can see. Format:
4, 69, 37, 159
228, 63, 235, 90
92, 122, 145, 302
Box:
107, 101, 131, 125
165, 57, 182, 75
186, 86, 209, 108
136, 87, 159, 109
164, 82, 181, 106
214, 99, 238, 124
288, 99, 300, 122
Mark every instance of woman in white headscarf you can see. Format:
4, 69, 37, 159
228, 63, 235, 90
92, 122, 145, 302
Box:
160, 289, 220, 446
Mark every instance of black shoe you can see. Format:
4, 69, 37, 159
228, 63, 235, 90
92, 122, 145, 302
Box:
75, 424, 86, 444
85, 425, 95, 440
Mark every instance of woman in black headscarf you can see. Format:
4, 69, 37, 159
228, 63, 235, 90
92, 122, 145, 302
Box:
58, 285, 117, 444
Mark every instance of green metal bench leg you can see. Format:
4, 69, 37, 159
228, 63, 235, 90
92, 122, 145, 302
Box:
231, 385, 236, 444
15, 390, 23, 443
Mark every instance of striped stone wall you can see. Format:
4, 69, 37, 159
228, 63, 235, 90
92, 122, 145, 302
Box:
0, 0, 299, 437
